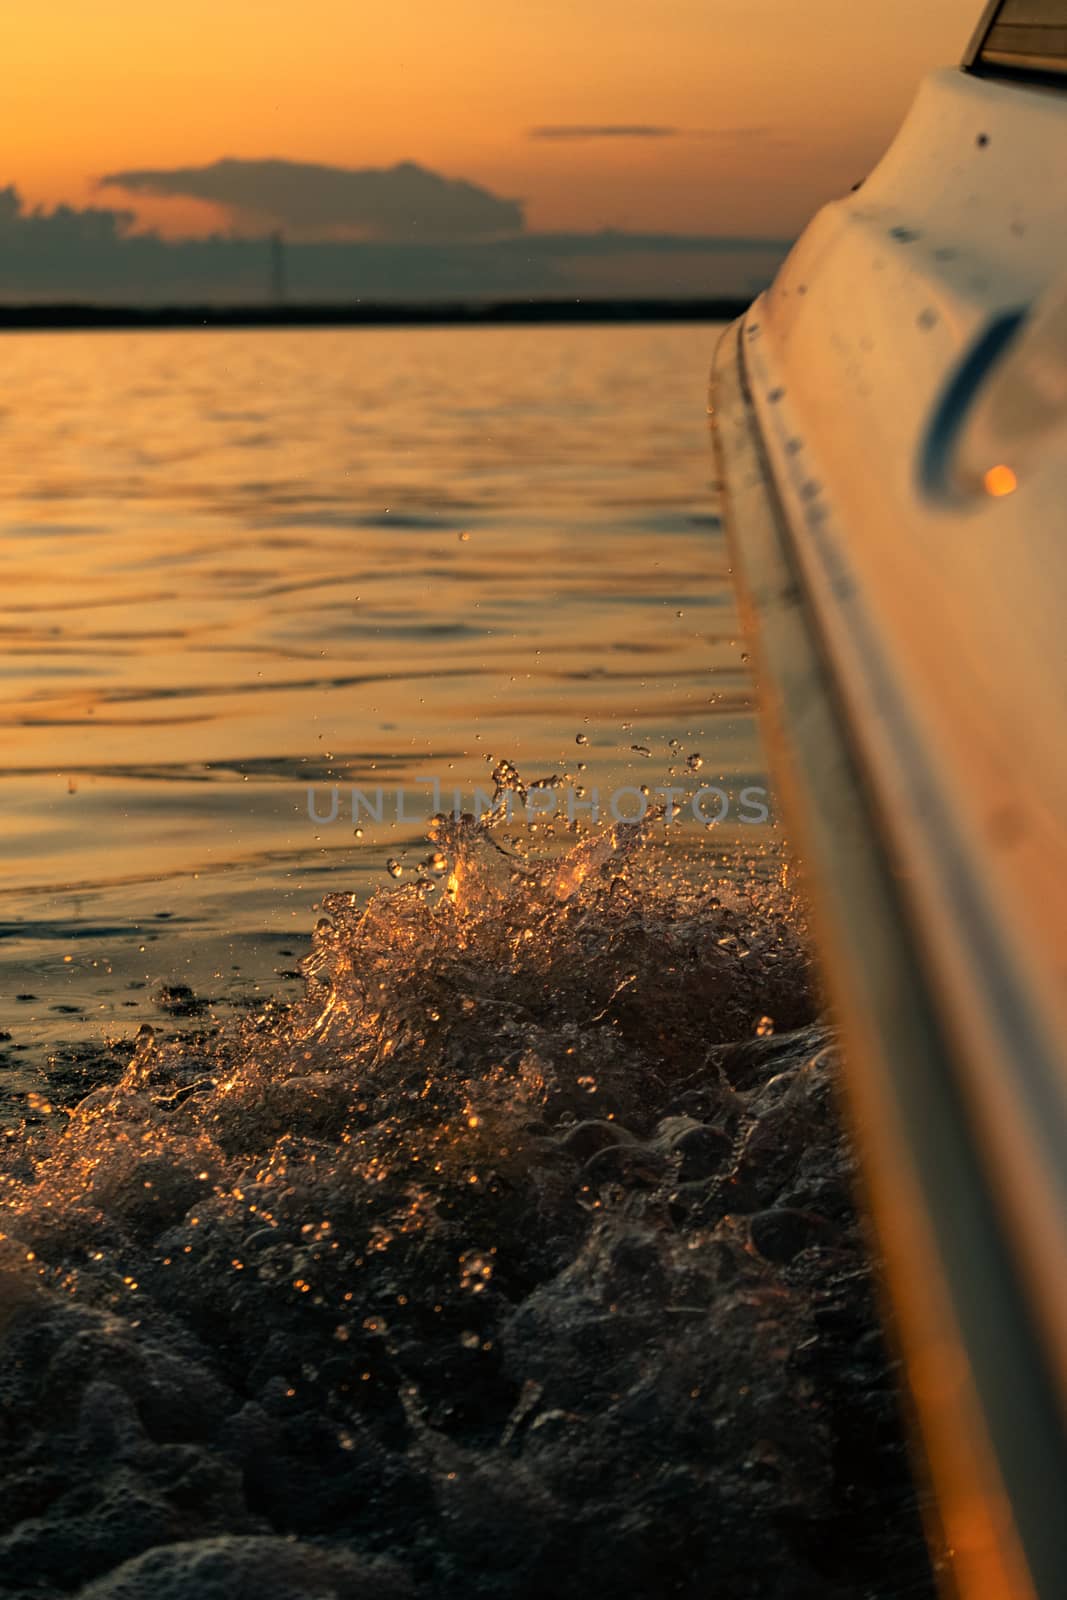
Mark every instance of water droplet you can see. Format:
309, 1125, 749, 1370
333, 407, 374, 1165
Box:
686, 753, 704, 772
387, 858, 403, 879
460, 1329, 480, 1350
575, 733, 589, 746
458, 530, 471, 542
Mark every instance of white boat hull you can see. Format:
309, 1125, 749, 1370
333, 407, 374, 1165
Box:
712, 49, 1067, 1600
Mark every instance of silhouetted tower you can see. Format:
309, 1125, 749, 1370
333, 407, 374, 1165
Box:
269, 229, 287, 306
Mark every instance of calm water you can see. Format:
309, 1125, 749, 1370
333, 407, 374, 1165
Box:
0, 323, 768, 1080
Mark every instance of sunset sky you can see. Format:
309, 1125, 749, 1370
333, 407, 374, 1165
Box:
9, 0, 980, 241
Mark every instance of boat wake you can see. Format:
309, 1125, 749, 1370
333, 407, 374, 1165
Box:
0, 795, 933, 1598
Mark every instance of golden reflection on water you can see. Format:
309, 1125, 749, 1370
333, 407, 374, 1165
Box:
0, 323, 770, 1067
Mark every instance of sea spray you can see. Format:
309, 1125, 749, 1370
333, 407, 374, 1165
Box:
0, 799, 934, 1598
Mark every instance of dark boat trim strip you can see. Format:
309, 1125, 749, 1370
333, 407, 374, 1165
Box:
710, 315, 1067, 1599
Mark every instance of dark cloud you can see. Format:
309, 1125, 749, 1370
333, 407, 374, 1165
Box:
0, 184, 791, 304
98, 159, 525, 241
0, 183, 136, 243
692, 126, 774, 140
529, 125, 681, 140
529, 125, 773, 142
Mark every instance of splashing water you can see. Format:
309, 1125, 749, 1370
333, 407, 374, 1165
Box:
0, 797, 934, 1599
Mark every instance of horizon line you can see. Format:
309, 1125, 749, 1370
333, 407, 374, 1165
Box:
0, 296, 752, 331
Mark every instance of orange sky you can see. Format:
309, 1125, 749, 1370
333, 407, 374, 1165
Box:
6, 0, 980, 238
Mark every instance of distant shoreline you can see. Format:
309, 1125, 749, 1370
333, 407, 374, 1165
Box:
0, 297, 748, 331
